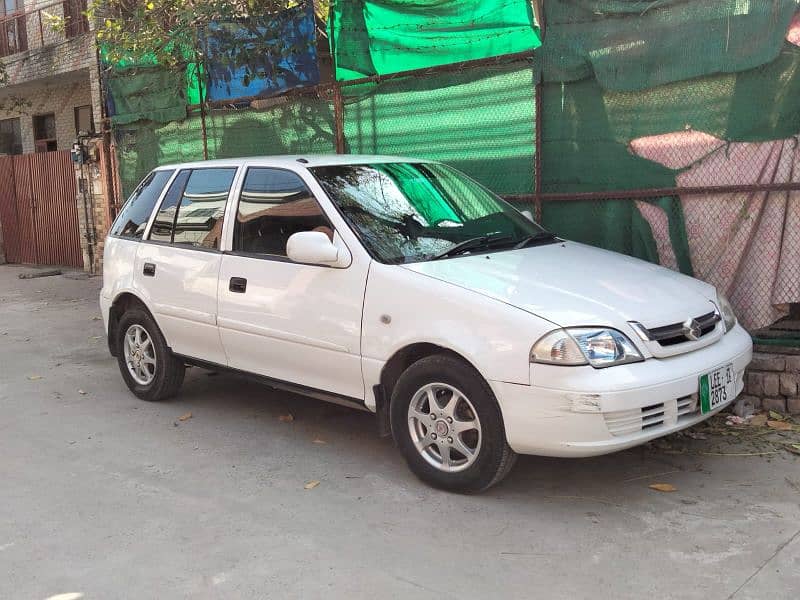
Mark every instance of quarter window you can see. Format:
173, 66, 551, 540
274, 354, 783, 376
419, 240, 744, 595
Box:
149, 168, 236, 250
233, 168, 332, 257
110, 169, 175, 239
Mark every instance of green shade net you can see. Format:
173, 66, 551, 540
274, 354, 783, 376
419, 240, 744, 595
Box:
342, 59, 536, 195
329, 0, 541, 80
116, 97, 336, 198
101, 42, 202, 124
539, 42, 800, 275
537, 0, 799, 91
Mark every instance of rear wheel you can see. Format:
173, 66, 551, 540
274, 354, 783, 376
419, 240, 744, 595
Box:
116, 308, 185, 401
390, 355, 516, 492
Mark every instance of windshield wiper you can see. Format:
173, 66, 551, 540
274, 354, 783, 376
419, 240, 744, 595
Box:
513, 231, 560, 250
430, 233, 513, 260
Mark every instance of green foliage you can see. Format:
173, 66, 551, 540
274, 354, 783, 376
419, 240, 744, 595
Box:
93, 1, 293, 66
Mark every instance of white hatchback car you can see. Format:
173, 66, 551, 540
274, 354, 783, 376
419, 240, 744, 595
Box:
101, 155, 752, 492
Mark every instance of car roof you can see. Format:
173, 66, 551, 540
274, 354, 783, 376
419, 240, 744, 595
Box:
152, 154, 431, 171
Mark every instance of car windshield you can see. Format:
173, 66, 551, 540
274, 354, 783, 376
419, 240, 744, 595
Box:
310, 162, 551, 264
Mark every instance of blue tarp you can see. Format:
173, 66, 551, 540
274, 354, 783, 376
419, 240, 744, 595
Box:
204, 3, 320, 102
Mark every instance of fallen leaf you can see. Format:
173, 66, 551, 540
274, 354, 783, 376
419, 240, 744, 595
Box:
78, 389, 87, 395
312, 438, 327, 445
767, 420, 793, 431
27, 375, 42, 381
769, 410, 786, 421
178, 412, 192, 421
649, 483, 677, 493
278, 414, 294, 423
787, 444, 800, 456
304, 480, 320, 490
749, 414, 768, 427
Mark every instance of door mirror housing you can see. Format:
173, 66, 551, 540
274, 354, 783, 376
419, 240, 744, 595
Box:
286, 231, 340, 265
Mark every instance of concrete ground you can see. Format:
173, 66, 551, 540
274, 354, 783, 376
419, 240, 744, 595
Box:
0, 264, 798, 600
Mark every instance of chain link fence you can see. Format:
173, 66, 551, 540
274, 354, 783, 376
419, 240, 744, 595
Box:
111, 51, 800, 339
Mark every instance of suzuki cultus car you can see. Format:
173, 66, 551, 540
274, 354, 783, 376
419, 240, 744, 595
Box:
101, 156, 752, 492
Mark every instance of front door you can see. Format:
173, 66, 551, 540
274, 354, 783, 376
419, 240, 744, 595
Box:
134, 167, 237, 366
217, 167, 367, 400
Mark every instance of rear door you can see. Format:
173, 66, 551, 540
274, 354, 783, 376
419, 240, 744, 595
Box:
217, 166, 368, 400
134, 166, 238, 365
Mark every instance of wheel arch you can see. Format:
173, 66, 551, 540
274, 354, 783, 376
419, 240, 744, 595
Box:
107, 291, 155, 357
374, 342, 485, 435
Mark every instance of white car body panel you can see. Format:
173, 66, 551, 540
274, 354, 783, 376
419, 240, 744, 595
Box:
133, 243, 228, 366
101, 154, 754, 459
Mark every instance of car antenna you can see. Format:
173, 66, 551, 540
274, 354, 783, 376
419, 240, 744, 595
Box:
296, 157, 309, 163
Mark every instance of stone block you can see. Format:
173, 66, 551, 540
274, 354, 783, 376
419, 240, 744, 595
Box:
745, 371, 763, 396
762, 397, 787, 414
733, 395, 760, 418
780, 373, 798, 397
786, 356, 800, 374
763, 373, 780, 397
750, 352, 785, 372
787, 397, 800, 415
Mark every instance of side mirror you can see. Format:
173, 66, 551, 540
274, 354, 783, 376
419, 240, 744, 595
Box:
521, 209, 534, 222
286, 231, 340, 265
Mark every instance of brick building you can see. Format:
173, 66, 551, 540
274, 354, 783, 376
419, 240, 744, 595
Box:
0, 0, 102, 155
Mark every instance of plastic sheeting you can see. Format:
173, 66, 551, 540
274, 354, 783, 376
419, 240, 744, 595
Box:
329, 0, 540, 80
204, 3, 320, 102
631, 131, 800, 330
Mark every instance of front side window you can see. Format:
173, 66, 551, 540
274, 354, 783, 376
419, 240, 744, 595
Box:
310, 163, 547, 264
149, 168, 235, 250
233, 168, 332, 257
110, 169, 175, 239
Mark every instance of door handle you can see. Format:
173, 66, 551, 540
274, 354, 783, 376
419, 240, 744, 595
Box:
143, 262, 156, 277
229, 277, 247, 293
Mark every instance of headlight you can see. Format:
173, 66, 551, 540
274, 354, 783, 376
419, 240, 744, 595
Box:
531, 328, 644, 368
716, 292, 737, 332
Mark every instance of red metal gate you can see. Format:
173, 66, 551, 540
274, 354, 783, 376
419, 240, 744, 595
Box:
0, 151, 83, 268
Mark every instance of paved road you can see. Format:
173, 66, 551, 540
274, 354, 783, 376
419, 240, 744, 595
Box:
1, 264, 798, 599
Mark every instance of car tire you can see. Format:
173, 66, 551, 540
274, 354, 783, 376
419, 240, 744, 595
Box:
116, 307, 185, 401
390, 354, 516, 493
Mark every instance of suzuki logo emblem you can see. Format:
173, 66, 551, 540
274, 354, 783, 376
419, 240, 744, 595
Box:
682, 318, 703, 341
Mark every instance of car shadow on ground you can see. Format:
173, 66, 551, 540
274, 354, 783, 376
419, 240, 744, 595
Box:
172, 365, 743, 503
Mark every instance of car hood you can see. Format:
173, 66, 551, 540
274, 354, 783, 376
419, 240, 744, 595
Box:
401, 241, 718, 329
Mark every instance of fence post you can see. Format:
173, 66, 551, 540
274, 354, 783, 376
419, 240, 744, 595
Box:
333, 83, 345, 154
534, 80, 542, 222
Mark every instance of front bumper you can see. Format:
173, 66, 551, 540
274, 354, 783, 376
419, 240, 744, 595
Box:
490, 324, 753, 457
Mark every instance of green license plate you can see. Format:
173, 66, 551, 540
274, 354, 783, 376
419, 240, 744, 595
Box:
699, 363, 734, 414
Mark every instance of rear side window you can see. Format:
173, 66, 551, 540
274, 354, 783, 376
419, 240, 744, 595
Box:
110, 170, 174, 239
233, 168, 332, 257
148, 168, 236, 250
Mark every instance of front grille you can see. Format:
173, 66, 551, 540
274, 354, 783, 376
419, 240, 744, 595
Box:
646, 311, 720, 346
604, 402, 666, 437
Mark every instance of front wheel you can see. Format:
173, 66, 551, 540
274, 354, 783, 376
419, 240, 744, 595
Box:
116, 308, 185, 401
390, 355, 516, 493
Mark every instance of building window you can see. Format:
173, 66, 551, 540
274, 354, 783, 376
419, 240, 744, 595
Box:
32, 113, 57, 152
74, 105, 94, 136
0, 0, 28, 58
0, 117, 22, 155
